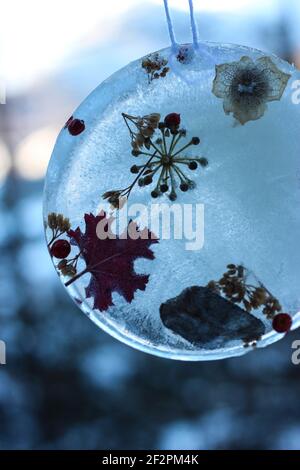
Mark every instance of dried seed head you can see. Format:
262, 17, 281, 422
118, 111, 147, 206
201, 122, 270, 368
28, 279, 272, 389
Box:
130, 165, 139, 174
103, 190, 121, 201
109, 196, 122, 209
199, 157, 208, 167
151, 190, 159, 199
227, 264, 236, 270
180, 183, 189, 192
102, 190, 123, 209
58, 259, 68, 269
48, 213, 58, 229
61, 264, 77, 277
160, 184, 169, 193
136, 134, 145, 147
144, 139, 151, 150
169, 192, 177, 201
56, 214, 65, 231
60, 217, 70, 232
141, 128, 153, 138
142, 54, 169, 82
144, 175, 153, 186
188, 161, 198, 170
145, 113, 161, 128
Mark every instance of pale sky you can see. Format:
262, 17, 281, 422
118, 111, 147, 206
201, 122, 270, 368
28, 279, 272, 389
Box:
1, 0, 300, 92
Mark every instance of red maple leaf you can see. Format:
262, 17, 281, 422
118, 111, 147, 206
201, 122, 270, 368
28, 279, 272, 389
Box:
66, 212, 158, 311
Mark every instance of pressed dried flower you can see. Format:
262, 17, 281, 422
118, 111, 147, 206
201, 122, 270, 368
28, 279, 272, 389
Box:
103, 112, 208, 206
46, 213, 70, 233
206, 263, 292, 345
142, 53, 170, 83
207, 264, 282, 320
212, 56, 291, 125
176, 45, 194, 64
48, 212, 58, 230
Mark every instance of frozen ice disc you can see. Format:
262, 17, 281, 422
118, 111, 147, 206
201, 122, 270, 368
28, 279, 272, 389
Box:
44, 42, 300, 360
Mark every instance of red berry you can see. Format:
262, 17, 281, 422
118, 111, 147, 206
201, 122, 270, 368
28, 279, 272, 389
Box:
64, 115, 73, 128
50, 240, 71, 259
68, 118, 85, 136
272, 313, 292, 333
164, 113, 181, 129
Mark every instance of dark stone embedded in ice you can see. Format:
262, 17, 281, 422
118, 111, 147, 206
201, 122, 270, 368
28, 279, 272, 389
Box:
160, 286, 266, 348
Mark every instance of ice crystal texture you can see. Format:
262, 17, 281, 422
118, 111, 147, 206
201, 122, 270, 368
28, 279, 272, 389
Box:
44, 42, 300, 360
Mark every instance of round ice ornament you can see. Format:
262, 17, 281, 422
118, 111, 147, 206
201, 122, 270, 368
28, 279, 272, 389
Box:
43, 2, 300, 360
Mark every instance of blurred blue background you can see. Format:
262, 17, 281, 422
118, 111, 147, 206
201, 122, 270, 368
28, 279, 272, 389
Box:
1, 0, 300, 450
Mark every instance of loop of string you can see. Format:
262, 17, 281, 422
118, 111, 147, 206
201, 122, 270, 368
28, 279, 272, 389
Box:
163, 0, 178, 51
188, 0, 199, 50
163, 0, 199, 51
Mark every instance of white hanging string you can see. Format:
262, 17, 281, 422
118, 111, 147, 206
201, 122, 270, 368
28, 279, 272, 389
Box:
163, 0, 199, 51
163, 0, 214, 80
188, 0, 199, 50
163, 0, 178, 51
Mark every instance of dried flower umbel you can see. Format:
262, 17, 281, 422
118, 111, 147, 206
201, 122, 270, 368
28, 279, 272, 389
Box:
102, 112, 208, 207
207, 264, 282, 319
142, 53, 170, 83
212, 56, 291, 125
207, 264, 286, 347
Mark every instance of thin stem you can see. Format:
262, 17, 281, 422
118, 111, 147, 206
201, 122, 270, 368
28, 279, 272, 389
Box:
134, 161, 161, 172
149, 141, 164, 157
173, 165, 189, 183
151, 163, 163, 177
163, 167, 170, 184
172, 160, 192, 165
173, 157, 201, 162
161, 129, 168, 155
154, 166, 166, 192
122, 113, 136, 139
139, 151, 160, 158
169, 166, 177, 195
172, 141, 193, 158
65, 252, 125, 288
67, 252, 82, 264
123, 151, 158, 198
168, 134, 175, 155
64, 267, 89, 287
169, 132, 181, 155
47, 229, 63, 247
